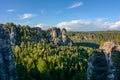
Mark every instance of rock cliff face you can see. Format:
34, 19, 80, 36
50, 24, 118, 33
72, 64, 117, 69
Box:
48, 27, 73, 45
0, 27, 17, 80
112, 45, 120, 53
87, 49, 115, 80
111, 45, 120, 80
87, 41, 120, 80
10, 26, 17, 46
2, 23, 73, 46
100, 41, 115, 54
48, 27, 61, 45
32, 27, 42, 42
60, 28, 73, 45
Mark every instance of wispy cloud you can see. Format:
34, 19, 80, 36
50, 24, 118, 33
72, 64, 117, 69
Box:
68, 2, 83, 9
7, 9, 14, 12
19, 13, 37, 19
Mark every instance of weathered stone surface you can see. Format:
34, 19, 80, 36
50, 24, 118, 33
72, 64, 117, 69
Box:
0, 27, 17, 80
111, 45, 120, 80
33, 27, 41, 34
9, 26, 17, 46
48, 27, 73, 45
25, 25, 30, 32
60, 28, 73, 45
87, 49, 115, 80
32, 27, 42, 42
100, 41, 115, 54
112, 45, 120, 53
87, 41, 120, 80
49, 27, 60, 38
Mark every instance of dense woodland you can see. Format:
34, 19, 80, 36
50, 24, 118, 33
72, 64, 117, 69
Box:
12, 43, 93, 80
1, 22, 120, 80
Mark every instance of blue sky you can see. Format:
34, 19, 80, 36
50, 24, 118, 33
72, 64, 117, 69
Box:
0, 0, 120, 31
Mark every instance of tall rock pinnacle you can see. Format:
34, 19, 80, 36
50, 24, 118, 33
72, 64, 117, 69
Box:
0, 27, 17, 80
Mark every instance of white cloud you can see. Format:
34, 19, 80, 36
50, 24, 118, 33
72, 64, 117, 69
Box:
7, 9, 14, 12
68, 2, 83, 9
56, 20, 115, 31
35, 19, 120, 31
19, 13, 37, 19
35, 24, 51, 30
110, 21, 120, 29
56, 20, 91, 30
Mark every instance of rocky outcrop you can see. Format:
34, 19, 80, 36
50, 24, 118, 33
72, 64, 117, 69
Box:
100, 41, 115, 54
112, 45, 120, 53
2, 23, 17, 46
9, 26, 17, 46
87, 49, 115, 80
60, 28, 73, 45
111, 45, 120, 80
32, 27, 42, 42
87, 41, 120, 80
48, 27, 61, 45
2, 23, 73, 46
0, 27, 17, 80
48, 27, 73, 45
48, 27, 60, 39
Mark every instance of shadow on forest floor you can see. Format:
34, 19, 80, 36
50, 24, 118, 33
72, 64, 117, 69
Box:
74, 42, 99, 49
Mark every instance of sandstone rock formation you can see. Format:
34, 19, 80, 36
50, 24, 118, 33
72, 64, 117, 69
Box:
2, 23, 17, 46
48, 27, 61, 45
0, 27, 17, 80
87, 49, 115, 80
48, 27, 73, 45
60, 28, 73, 45
112, 45, 120, 54
2, 23, 73, 46
32, 27, 42, 42
100, 41, 115, 54
10, 26, 17, 46
111, 45, 120, 80
87, 41, 120, 80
